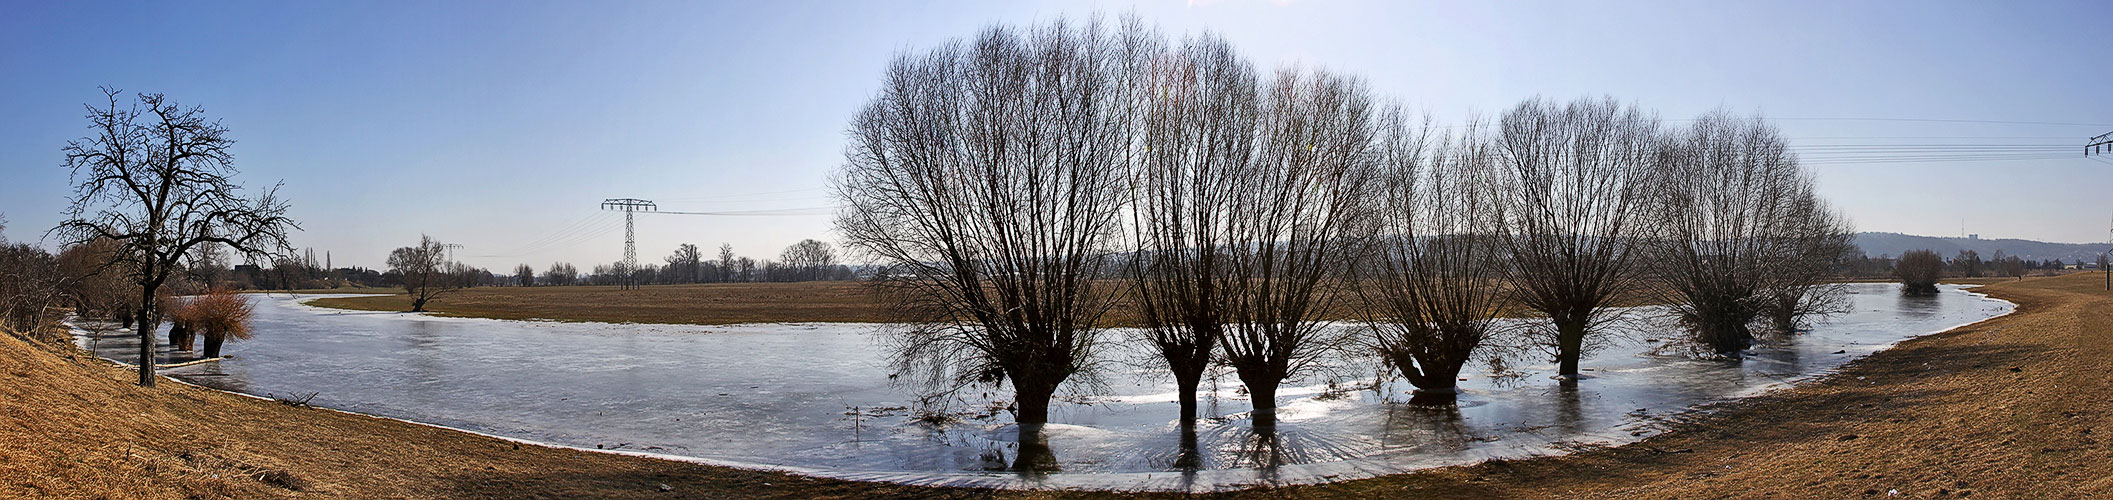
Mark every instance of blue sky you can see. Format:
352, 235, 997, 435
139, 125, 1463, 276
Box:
3, 0, 2109, 269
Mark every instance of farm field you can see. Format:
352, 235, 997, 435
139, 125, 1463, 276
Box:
303, 282, 887, 325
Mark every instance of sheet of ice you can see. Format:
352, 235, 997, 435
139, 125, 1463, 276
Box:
76, 283, 2009, 491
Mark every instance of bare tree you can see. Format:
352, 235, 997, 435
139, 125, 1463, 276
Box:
542, 262, 577, 286
1122, 32, 1249, 426
514, 264, 535, 287
1487, 97, 1658, 381
54, 88, 297, 387
667, 243, 703, 284
779, 239, 837, 282
1895, 249, 1944, 295
1954, 249, 1982, 278
1758, 195, 1856, 333
834, 18, 1140, 426
1, 217, 70, 340
1647, 111, 1854, 354
1357, 111, 1510, 404
1997, 255, 2026, 280
388, 235, 459, 312
1214, 67, 1380, 414
57, 237, 138, 322
716, 244, 736, 283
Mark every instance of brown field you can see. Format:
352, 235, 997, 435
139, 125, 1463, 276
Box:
6, 273, 2110, 498
245, 286, 403, 295
304, 282, 888, 325
300, 280, 1669, 327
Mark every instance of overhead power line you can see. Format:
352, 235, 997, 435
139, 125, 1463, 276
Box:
2089, 131, 2112, 156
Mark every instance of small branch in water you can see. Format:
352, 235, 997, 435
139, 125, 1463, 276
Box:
269, 391, 318, 408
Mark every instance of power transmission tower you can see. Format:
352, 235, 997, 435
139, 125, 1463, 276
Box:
601, 198, 657, 290
440, 243, 463, 265
2090, 131, 2112, 156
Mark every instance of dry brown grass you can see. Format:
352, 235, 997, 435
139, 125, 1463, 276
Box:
302, 280, 1661, 328
0, 327, 993, 499
305, 282, 887, 325
9, 274, 2110, 498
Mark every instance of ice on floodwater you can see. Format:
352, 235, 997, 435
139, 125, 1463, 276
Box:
76, 283, 2010, 491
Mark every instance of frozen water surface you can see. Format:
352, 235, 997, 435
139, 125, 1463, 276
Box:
77, 283, 2009, 491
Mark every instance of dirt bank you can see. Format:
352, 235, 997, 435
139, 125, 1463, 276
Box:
5, 274, 2107, 498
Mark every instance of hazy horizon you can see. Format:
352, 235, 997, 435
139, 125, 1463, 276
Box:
4, 0, 2110, 270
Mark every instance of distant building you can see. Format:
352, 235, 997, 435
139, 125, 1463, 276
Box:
1967, 234, 1979, 240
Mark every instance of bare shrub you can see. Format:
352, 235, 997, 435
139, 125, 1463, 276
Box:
0, 228, 66, 339
159, 293, 195, 352
57, 238, 136, 322
183, 288, 254, 358
1895, 250, 1944, 295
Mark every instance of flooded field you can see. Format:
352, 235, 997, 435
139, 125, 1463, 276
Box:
77, 283, 2009, 491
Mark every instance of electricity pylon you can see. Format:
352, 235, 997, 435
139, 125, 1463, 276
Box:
2090, 131, 2112, 156
601, 198, 657, 290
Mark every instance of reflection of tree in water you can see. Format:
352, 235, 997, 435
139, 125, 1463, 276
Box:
1553, 383, 1585, 436
1010, 423, 1059, 479
1209, 411, 1366, 476
1895, 289, 1944, 320
1376, 402, 1475, 455
185, 363, 249, 394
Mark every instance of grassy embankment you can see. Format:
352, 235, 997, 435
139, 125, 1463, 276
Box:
7, 273, 2109, 498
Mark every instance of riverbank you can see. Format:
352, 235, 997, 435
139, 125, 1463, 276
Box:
5, 273, 2107, 498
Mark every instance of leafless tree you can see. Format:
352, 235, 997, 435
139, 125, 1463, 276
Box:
1646, 111, 1855, 354
54, 88, 297, 387
542, 262, 577, 286
1356, 111, 1511, 404
1997, 255, 2025, 280
514, 264, 535, 287
834, 18, 1141, 425
1214, 67, 1381, 414
388, 235, 459, 312
1122, 32, 1250, 425
1954, 250, 1982, 278
1, 217, 70, 340
58, 237, 138, 322
716, 244, 736, 283
779, 239, 837, 282
1895, 249, 1944, 295
1487, 97, 1658, 381
1757, 195, 1855, 333
666, 243, 703, 284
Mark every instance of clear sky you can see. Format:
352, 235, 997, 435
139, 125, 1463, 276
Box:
3, 0, 2110, 270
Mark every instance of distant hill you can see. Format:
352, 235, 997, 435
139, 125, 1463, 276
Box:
1853, 232, 2110, 263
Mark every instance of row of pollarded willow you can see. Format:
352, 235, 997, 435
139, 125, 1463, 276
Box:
833, 17, 1854, 427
